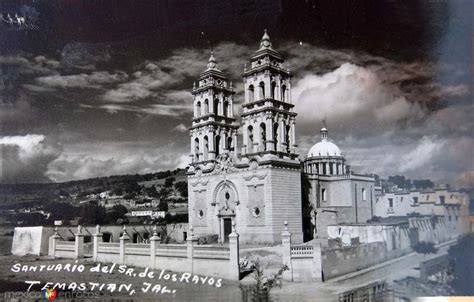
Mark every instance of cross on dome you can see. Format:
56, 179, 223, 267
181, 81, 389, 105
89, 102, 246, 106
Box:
259, 29, 273, 49
207, 51, 218, 70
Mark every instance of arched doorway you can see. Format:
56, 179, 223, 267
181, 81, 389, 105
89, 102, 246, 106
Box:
214, 181, 239, 243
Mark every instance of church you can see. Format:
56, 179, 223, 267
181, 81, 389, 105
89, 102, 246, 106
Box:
187, 31, 375, 244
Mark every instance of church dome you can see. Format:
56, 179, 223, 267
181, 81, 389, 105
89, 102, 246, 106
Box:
307, 127, 342, 157
308, 141, 341, 157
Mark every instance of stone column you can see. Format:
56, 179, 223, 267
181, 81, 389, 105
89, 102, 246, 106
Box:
49, 227, 60, 258
232, 132, 238, 156
209, 98, 215, 114
218, 95, 224, 115
228, 221, 240, 280
229, 95, 234, 118
290, 119, 296, 152
187, 226, 198, 273
265, 116, 274, 151
150, 225, 160, 269
75, 225, 85, 259
119, 225, 130, 265
312, 241, 323, 281
222, 132, 228, 152
208, 128, 216, 160
242, 121, 248, 155
287, 80, 292, 104
92, 225, 101, 262
281, 221, 293, 281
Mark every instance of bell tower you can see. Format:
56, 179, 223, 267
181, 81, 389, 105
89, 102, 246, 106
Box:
190, 52, 239, 164
241, 30, 297, 158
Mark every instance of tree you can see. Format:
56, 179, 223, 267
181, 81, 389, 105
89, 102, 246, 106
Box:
413, 241, 438, 258
174, 181, 188, 198
240, 260, 289, 301
158, 200, 169, 212
164, 177, 175, 188
111, 187, 123, 196
79, 202, 106, 225
124, 181, 141, 195
45, 202, 78, 221
106, 205, 128, 224
158, 187, 171, 200
448, 234, 474, 295
144, 186, 160, 198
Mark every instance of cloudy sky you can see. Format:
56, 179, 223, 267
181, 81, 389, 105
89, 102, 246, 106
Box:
0, 0, 472, 186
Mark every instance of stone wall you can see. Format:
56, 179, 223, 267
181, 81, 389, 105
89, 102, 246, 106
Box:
49, 225, 241, 280
321, 242, 390, 279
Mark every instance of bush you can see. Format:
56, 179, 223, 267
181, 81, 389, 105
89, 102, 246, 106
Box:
413, 241, 438, 257
448, 234, 474, 295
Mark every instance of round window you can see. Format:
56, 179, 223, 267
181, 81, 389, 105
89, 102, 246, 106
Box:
198, 210, 204, 219
252, 207, 261, 217
225, 192, 230, 200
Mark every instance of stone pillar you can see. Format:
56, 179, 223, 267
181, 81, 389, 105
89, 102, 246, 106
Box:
119, 225, 130, 265
312, 241, 323, 281
281, 221, 293, 281
187, 226, 198, 273
208, 129, 216, 160
49, 227, 60, 258
287, 80, 292, 104
75, 225, 85, 259
210, 98, 215, 114
92, 225, 101, 262
150, 225, 160, 269
242, 121, 248, 155
291, 121, 296, 152
232, 132, 238, 156
265, 116, 274, 151
228, 221, 240, 280
229, 95, 234, 118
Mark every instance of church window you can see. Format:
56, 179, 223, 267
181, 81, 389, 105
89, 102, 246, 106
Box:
388, 198, 393, 208
227, 137, 233, 151
203, 136, 209, 160
439, 195, 445, 205
271, 81, 276, 99
281, 85, 287, 102
321, 188, 327, 201
258, 82, 265, 99
214, 98, 219, 115
252, 207, 261, 217
223, 100, 229, 117
362, 188, 367, 201
273, 123, 279, 150
285, 124, 291, 153
215, 135, 221, 157
260, 123, 267, 151
225, 192, 230, 200
248, 85, 254, 102
198, 210, 204, 219
194, 138, 200, 161
247, 126, 254, 152
196, 101, 201, 117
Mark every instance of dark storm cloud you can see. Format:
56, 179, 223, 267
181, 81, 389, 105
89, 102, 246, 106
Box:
0, 0, 471, 184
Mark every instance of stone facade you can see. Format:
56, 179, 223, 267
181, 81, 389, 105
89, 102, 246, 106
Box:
188, 31, 303, 245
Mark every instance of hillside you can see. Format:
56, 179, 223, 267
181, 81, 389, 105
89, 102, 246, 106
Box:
0, 168, 187, 210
